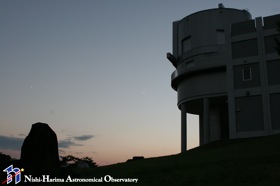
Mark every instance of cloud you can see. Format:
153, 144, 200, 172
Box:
58, 139, 82, 149
0, 134, 94, 150
0, 135, 24, 150
0, 135, 82, 150
58, 134, 94, 149
73, 135, 94, 141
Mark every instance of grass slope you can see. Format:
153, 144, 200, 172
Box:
48, 134, 280, 185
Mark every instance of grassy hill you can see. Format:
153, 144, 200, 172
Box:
43, 134, 280, 185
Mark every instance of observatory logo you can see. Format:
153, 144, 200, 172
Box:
2, 165, 138, 184
2, 165, 23, 185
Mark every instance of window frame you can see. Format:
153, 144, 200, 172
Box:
242, 67, 252, 81
216, 29, 225, 45
181, 36, 191, 53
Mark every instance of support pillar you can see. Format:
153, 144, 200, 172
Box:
199, 115, 204, 145
181, 103, 187, 152
203, 97, 210, 144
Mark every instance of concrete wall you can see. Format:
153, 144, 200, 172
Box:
177, 71, 226, 104
173, 8, 251, 58
228, 14, 280, 137
168, 5, 280, 150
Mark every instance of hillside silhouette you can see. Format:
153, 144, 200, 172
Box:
75, 134, 280, 185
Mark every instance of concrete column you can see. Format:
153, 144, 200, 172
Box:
181, 103, 187, 152
199, 115, 204, 145
203, 97, 210, 144
256, 17, 271, 134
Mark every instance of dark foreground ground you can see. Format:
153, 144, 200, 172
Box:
27, 134, 280, 185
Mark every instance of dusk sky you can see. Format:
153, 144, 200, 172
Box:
0, 0, 279, 166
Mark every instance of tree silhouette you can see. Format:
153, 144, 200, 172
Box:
60, 155, 97, 168
0, 152, 17, 183
0, 152, 12, 164
80, 156, 97, 167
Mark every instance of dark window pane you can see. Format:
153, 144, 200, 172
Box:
182, 36, 191, 53
232, 39, 258, 59
242, 68, 252, 81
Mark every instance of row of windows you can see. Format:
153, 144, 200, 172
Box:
180, 34, 280, 57
232, 35, 280, 59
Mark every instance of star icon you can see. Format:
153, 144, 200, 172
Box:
21, 168, 24, 172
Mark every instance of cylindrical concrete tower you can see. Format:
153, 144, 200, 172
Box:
167, 4, 252, 152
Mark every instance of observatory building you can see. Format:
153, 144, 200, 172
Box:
167, 4, 280, 152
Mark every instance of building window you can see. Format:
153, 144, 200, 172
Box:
242, 67, 252, 81
264, 34, 280, 54
217, 29, 225, 44
267, 60, 280, 85
182, 36, 191, 53
232, 39, 258, 59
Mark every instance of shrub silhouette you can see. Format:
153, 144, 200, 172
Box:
0, 152, 19, 184
0, 152, 12, 166
60, 155, 97, 168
